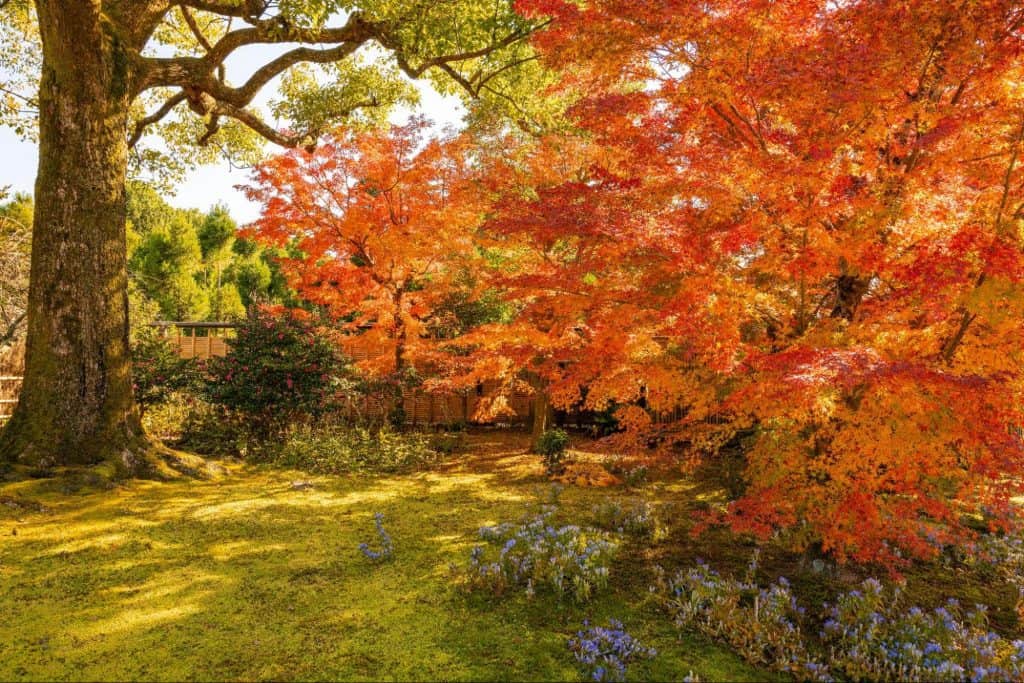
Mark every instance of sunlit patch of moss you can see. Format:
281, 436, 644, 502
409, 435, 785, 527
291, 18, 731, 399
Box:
0, 432, 768, 682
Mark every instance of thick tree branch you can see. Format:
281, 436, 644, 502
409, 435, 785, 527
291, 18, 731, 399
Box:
209, 41, 364, 106
134, 8, 543, 150
176, 0, 269, 20
206, 15, 371, 65
129, 91, 187, 147
137, 13, 378, 97
185, 89, 379, 149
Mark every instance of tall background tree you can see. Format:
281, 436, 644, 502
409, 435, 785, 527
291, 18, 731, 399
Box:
0, 0, 549, 472
126, 184, 287, 322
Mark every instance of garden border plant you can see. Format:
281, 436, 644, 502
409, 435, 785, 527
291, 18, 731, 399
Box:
654, 556, 1024, 682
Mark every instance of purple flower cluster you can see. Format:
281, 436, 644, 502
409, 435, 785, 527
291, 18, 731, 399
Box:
656, 559, 1024, 683
568, 619, 657, 682
358, 512, 394, 562
657, 560, 826, 680
466, 508, 617, 602
591, 499, 663, 540
822, 578, 1024, 682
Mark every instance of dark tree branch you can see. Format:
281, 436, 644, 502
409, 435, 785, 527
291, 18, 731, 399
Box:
382, 24, 539, 81
0, 311, 25, 347
179, 4, 214, 52
176, 0, 269, 20
129, 91, 187, 147
134, 8, 544, 149
138, 13, 378, 94
207, 40, 365, 106
0, 84, 37, 107
184, 88, 379, 150
472, 55, 539, 92
199, 12, 378, 73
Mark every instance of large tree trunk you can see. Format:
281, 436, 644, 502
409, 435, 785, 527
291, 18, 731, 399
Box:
0, 2, 146, 471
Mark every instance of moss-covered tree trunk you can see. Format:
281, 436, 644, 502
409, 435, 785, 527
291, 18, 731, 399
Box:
0, 2, 147, 471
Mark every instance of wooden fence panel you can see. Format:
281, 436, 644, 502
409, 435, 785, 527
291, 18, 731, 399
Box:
0, 375, 23, 421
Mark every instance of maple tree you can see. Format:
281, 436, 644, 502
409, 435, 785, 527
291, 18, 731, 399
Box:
244, 119, 487, 410
474, 0, 1024, 565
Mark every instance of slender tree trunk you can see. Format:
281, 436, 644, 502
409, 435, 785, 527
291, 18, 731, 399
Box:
0, 2, 147, 471
830, 273, 870, 321
388, 291, 407, 426
529, 374, 554, 452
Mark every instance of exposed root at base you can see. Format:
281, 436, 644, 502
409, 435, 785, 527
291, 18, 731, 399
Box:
119, 443, 225, 481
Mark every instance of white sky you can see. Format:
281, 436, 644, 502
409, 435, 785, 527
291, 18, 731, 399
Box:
0, 44, 466, 224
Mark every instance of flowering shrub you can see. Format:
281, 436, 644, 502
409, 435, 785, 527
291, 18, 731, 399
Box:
591, 499, 666, 542
657, 559, 826, 680
464, 507, 617, 602
568, 619, 657, 682
271, 424, 440, 474
821, 578, 1024, 682
131, 330, 198, 413
201, 307, 352, 437
358, 513, 394, 562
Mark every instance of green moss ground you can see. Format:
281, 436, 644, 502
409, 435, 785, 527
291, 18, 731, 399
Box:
0, 432, 767, 682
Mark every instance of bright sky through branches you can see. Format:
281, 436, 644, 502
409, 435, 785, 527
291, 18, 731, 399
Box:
0, 44, 465, 223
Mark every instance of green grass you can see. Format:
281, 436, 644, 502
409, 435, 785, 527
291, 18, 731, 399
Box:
0, 432, 767, 682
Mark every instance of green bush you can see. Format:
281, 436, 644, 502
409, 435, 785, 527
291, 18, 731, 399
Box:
428, 431, 466, 455
131, 331, 198, 413
201, 308, 353, 438
176, 401, 250, 457
623, 464, 649, 487
536, 428, 569, 474
269, 424, 441, 474
140, 392, 249, 457
141, 392, 193, 440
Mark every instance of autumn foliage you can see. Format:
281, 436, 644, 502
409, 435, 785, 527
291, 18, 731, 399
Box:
493, 0, 1024, 566
244, 119, 484, 379
246, 1, 1024, 567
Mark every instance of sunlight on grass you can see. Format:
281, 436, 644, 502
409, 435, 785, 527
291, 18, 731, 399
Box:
0, 435, 768, 682
79, 603, 204, 639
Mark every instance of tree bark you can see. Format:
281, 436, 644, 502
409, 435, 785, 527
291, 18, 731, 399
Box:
529, 375, 554, 452
0, 2, 147, 471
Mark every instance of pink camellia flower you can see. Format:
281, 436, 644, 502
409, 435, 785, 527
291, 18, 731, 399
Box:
286, 377, 294, 389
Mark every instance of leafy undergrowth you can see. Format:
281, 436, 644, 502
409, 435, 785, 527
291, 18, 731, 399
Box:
0, 431, 765, 682
1, 430, 1019, 681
